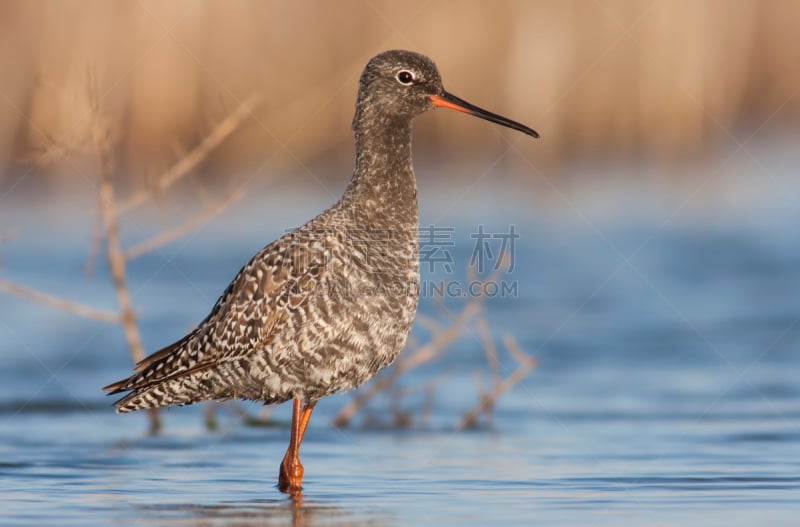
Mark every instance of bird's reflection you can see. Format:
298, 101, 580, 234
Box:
287, 489, 307, 527
140, 488, 388, 527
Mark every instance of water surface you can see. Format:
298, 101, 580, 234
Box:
2, 170, 799, 525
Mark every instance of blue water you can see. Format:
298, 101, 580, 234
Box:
2, 167, 800, 525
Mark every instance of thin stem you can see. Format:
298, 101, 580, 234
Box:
88, 75, 160, 433
0, 278, 120, 323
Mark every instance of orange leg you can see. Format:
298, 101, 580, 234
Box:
278, 397, 315, 492
298, 401, 314, 440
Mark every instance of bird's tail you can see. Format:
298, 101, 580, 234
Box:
103, 362, 217, 413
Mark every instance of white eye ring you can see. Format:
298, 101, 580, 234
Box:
396, 70, 415, 85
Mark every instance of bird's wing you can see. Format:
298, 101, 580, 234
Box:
103, 227, 335, 397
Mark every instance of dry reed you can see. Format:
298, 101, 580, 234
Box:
1, 1, 798, 184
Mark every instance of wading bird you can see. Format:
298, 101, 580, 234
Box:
104, 50, 538, 492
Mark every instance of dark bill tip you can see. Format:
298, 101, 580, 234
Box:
430, 91, 539, 139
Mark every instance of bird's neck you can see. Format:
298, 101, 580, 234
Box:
343, 116, 418, 225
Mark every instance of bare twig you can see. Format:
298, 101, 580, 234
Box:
414, 313, 444, 333
84, 94, 260, 272
476, 315, 501, 387
0, 278, 120, 323
471, 370, 493, 428
503, 335, 532, 365
418, 379, 436, 428
117, 92, 262, 215
124, 187, 245, 260
401, 302, 482, 371
389, 386, 413, 428
88, 73, 160, 433
23, 132, 92, 167
458, 336, 538, 430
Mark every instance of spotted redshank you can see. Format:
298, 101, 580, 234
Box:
103, 49, 538, 492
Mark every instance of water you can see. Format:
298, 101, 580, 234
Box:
2, 169, 800, 525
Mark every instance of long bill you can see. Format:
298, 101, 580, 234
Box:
430, 91, 539, 139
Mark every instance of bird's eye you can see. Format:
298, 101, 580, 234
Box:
396, 70, 415, 85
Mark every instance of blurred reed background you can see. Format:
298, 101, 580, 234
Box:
1, 0, 799, 192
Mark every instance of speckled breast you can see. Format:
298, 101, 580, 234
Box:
252, 215, 420, 403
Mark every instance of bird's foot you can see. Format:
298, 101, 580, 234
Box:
278, 458, 304, 493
